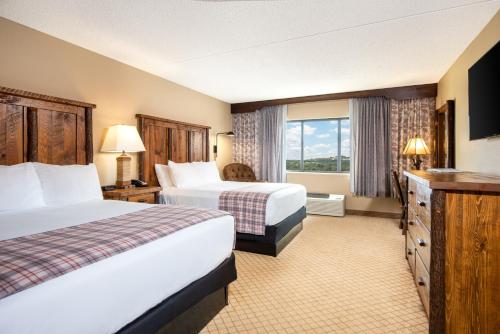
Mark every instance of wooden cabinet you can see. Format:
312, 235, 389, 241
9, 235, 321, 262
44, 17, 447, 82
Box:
103, 186, 161, 204
404, 170, 500, 333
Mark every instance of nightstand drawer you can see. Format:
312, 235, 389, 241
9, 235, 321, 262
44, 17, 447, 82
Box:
128, 193, 155, 204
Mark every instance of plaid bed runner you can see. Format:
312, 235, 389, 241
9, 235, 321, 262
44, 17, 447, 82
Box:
219, 191, 270, 235
0, 205, 228, 300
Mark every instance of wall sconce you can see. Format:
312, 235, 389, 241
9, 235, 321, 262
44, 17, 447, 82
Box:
213, 131, 235, 159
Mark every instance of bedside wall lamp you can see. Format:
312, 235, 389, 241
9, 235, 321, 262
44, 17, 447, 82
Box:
213, 131, 235, 159
101, 125, 146, 188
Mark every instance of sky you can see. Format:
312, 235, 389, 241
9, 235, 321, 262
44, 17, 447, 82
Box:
286, 119, 350, 160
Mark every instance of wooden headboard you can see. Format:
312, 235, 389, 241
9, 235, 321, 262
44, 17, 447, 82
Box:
0, 86, 95, 165
136, 114, 210, 186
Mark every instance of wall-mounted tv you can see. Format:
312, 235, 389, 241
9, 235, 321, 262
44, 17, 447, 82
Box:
468, 41, 499, 140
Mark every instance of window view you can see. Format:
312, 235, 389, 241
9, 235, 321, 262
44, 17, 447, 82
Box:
286, 118, 350, 172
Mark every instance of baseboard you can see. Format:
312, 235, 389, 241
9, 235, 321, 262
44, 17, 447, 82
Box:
345, 209, 400, 219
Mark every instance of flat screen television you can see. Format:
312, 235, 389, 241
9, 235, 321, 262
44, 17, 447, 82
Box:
468, 41, 499, 140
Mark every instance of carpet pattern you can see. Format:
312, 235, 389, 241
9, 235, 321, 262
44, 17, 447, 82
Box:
202, 215, 428, 333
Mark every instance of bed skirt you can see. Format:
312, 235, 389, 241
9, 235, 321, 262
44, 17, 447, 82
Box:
117, 252, 237, 334
235, 206, 306, 257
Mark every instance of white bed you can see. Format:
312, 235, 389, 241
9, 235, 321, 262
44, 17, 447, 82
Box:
161, 181, 307, 226
0, 199, 234, 334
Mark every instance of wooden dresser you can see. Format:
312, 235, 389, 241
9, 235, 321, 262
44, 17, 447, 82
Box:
404, 170, 500, 333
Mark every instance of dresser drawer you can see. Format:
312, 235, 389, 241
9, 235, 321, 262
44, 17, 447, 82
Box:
408, 217, 430, 271
408, 178, 417, 208
406, 233, 417, 276
415, 253, 430, 316
128, 193, 155, 204
416, 184, 431, 230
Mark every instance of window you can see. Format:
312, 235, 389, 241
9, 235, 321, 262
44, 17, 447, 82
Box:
286, 118, 350, 172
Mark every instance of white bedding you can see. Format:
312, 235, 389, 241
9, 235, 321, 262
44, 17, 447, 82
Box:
0, 200, 234, 334
162, 181, 307, 226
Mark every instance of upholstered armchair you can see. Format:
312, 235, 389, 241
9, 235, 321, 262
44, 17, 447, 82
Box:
223, 163, 257, 182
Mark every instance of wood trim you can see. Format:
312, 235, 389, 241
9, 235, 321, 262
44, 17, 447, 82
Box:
0, 86, 96, 109
231, 83, 437, 113
345, 209, 401, 219
136, 114, 211, 129
429, 190, 446, 334
85, 107, 93, 164
435, 100, 455, 168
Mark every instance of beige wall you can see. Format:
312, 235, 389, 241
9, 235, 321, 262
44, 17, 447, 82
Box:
0, 18, 233, 185
437, 11, 500, 176
286, 100, 400, 213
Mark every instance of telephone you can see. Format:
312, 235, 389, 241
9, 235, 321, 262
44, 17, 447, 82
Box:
131, 179, 148, 187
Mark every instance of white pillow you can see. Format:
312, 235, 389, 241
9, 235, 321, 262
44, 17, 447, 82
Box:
0, 163, 46, 212
168, 160, 221, 188
34, 163, 103, 206
155, 164, 174, 189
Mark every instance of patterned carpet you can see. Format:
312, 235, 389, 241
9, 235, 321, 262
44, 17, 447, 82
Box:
201, 215, 428, 334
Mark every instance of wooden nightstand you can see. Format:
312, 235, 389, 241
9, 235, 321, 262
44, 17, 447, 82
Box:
102, 186, 162, 204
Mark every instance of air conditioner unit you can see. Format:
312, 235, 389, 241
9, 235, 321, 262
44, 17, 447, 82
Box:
306, 193, 345, 217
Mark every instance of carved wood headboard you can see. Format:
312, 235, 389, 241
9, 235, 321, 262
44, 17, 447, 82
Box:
0, 86, 95, 165
136, 114, 211, 186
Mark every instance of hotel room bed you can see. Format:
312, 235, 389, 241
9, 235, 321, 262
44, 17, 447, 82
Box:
136, 114, 307, 257
0, 88, 238, 334
161, 181, 307, 256
0, 199, 236, 334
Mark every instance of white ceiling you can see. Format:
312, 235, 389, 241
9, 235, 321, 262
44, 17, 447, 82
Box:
1, 0, 498, 103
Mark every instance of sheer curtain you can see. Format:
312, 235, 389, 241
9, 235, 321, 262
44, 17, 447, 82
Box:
232, 105, 287, 182
257, 105, 287, 182
349, 97, 392, 197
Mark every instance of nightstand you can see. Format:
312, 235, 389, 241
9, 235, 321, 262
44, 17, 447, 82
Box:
102, 186, 162, 204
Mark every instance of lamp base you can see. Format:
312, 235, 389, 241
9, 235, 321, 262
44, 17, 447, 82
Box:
412, 155, 423, 170
116, 152, 133, 189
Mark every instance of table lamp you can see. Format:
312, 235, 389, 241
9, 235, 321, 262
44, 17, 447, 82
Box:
101, 125, 146, 188
403, 137, 430, 170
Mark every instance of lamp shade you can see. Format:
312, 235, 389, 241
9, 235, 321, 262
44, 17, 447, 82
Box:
403, 137, 430, 155
101, 125, 146, 153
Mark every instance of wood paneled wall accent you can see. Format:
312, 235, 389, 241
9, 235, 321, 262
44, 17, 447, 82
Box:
231, 83, 437, 114
435, 100, 455, 168
136, 114, 210, 186
0, 86, 95, 165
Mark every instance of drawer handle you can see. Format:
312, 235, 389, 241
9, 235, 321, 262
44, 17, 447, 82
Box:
417, 200, 426, 207
407, 249, 413, 255
416, 238, 426, 247
138, 199, 146, 203
409, 190, 414, 195
417, 278, 426, 287
408, 221, 414, 226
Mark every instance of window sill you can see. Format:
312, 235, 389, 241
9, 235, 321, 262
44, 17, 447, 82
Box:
286, 171, 350, 175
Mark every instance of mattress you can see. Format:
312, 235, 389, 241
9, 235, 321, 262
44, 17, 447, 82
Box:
0, 200, 234, 334
162, 181, 307, 226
